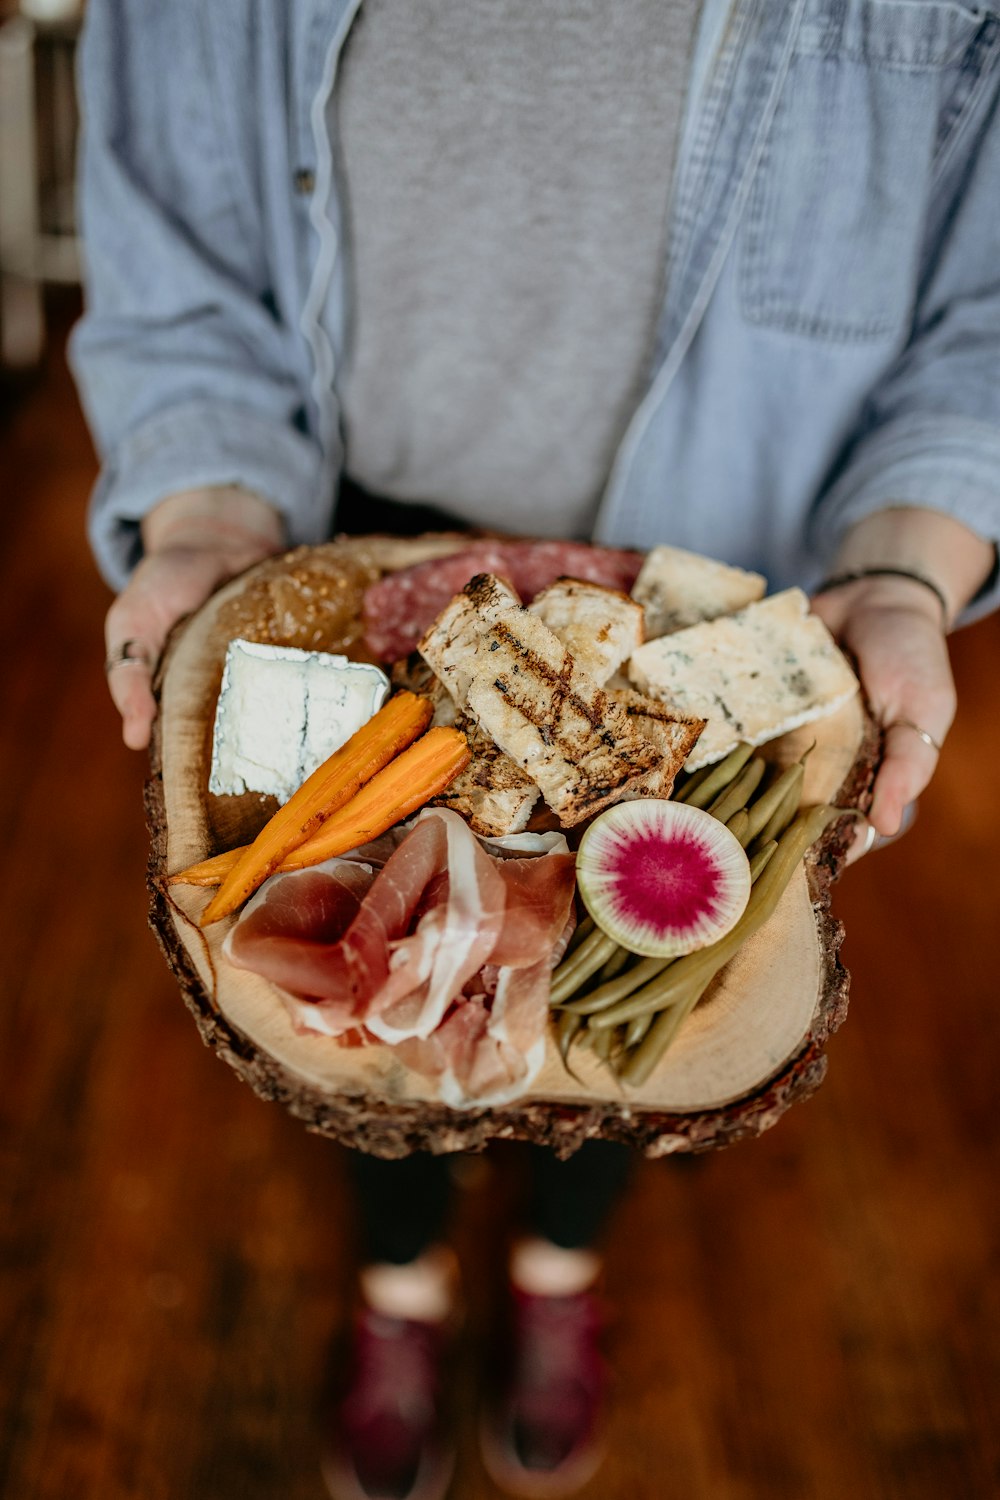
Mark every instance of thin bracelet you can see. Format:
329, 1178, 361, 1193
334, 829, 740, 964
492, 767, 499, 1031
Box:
814, 566, 950, 627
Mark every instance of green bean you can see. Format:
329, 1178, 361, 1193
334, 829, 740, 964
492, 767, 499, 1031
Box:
558, 953, 672, 1015
750, 775, 804, 850
588, 961, 698, 1030
707, 756, 766, 824
744, 759, 806, 843
572, 1026, 593, 1053
683, 743, 755, 809
549, 926, 618, 1001
620, 982, 705, 1087
555, 1011, 588, 1084
725, 807, 751, 846
590, 1026, 615, 1063
748, 840, 778, 882
672, 762, 715, 803
591, 805, 852, 1032
556, 1010, 583, 1055
564, 912, 596, 956
625, 1012, 654, 1049
595, 945, 632, 984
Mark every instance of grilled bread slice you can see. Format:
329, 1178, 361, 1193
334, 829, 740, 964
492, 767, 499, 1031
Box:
528, 578, 644, 685
465, 607, 681, 826
418, 573, 522, 705
607, 688, 706, 798
432, 714, 540, 836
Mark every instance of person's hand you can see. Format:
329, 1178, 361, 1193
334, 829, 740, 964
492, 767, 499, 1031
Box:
810, 575, 955, 860
104, 488, 285, 750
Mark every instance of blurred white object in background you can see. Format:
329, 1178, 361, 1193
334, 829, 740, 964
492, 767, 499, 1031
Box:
19, 0, 82, 22
0, 1, 82, 368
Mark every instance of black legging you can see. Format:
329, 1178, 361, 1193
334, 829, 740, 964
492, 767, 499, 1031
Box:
349, 1142, 632, 1266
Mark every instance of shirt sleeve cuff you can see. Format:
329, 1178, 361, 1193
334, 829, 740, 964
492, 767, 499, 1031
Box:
87, 400, 339, 590
809, 413, 1000, 624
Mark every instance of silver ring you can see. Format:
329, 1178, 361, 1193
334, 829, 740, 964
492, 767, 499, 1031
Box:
887, 718, 942, 754
859, 822, 878, 857
104, 638, 150, 675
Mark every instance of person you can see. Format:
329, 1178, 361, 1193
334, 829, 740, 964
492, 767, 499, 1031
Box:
72, 3, 1000, 1498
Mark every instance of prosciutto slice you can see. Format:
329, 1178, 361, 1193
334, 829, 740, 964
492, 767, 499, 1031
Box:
224, 809, 577, 1104
393, 957, 558, 1109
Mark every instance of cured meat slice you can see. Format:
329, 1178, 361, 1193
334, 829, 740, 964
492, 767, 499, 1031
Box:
386, 834, 576, 1104
224, 812, 576, 1104
393, 959, 553, 1109
363, 540, 644, 661
486, 843, 577, 969
225, 812, 505, 1040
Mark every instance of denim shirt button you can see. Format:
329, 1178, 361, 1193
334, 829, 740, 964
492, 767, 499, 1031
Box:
293, 168, 316, 195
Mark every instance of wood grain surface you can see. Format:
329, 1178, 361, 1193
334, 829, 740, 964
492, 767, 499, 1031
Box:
1, 303, 998, 1499
150, 541, 873, 1158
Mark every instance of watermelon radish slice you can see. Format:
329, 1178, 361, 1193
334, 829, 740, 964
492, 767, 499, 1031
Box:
575, 800, 752, 959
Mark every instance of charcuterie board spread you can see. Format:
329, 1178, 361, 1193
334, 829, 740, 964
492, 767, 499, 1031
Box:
147, 534, 877, 1159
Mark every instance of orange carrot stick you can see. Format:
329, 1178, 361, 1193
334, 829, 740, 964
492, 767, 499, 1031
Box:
197, 691, 432, 926
168, 848, 242, 887
280, 726, 470, 870
172, 725, 469, 895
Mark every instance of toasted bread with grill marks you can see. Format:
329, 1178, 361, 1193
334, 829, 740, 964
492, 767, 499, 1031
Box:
417, 574, 521, 704
432, 714, 540, 836
529, 577, 644, 685
607, 687, 706, 799
465, 609, 670, 826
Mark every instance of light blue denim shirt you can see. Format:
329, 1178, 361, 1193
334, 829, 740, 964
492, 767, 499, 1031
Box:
71, 0, 1000, 618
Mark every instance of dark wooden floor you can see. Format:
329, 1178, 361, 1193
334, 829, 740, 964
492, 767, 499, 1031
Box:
2, 307, 998, 1500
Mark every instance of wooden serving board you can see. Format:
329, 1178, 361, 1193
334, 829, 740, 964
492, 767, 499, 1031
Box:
146, 537, 878, 1159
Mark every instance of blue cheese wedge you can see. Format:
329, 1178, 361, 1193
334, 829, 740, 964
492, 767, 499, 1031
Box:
631, 544, 766, 639
209, 640, 389, 801
627, 589, 858, 770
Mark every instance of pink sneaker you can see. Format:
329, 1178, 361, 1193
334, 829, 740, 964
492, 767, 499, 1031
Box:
480, 1287, 608, 1498
323, 1308, 455, 1500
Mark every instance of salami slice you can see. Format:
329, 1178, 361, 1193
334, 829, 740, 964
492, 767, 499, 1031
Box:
362, 539, 644, 661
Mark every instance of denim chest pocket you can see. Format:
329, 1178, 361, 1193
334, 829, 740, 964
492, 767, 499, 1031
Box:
739, 0, 998, 343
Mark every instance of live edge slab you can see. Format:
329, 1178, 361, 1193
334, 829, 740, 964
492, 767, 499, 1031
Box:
146, 536, 879, 1160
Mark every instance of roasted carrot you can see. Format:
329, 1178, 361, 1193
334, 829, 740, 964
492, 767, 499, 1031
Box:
197, 691, 432, 926
280, 726, 470, 870
168, 848, 241, 887
173, 724, 470, 897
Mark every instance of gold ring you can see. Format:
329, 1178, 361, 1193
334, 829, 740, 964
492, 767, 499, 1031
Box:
104, 639, 150, 675
887, 719, 942, 754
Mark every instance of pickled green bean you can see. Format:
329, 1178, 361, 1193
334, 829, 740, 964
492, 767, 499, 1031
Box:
707, 756, 765, 824
744, 759, 806, 843
557, 953, 672, 1015
625, 1012, 654, 1049
748, 840, 778, 882
683, 743, 755, 809
595, 945, 632, 984
725, 808, 751, 846
549, 929, 619, 1004
750, 775, 803, 851
672, 762, 715, 803
621, 983, 704, 1086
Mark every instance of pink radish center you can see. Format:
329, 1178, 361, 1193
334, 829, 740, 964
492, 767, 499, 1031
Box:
603, 827, 722, 936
